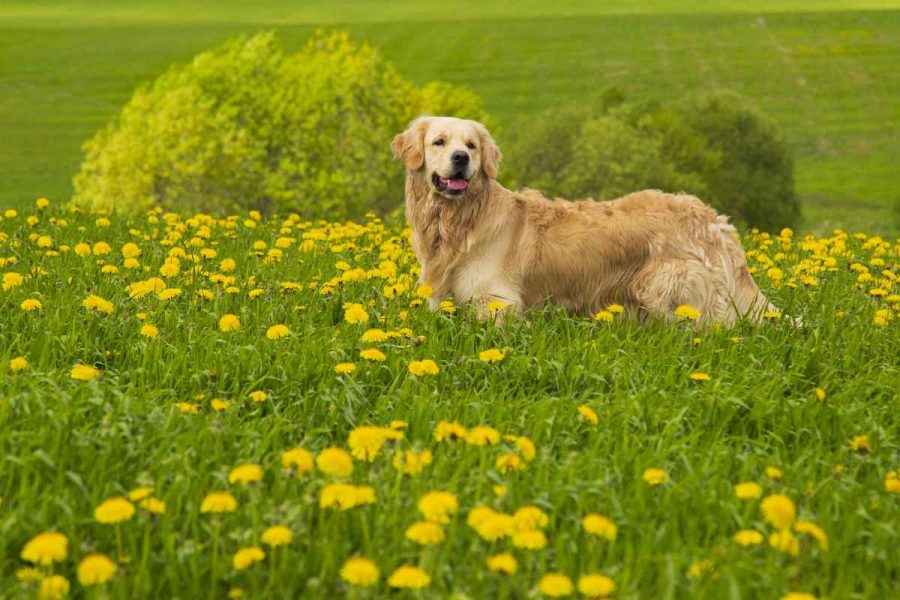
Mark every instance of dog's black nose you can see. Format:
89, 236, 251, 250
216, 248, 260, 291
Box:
451, 151, 470, 165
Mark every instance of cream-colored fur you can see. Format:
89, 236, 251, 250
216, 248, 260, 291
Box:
392, 116, 775, 325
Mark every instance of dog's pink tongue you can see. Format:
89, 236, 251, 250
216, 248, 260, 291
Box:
447, 178, 468, 190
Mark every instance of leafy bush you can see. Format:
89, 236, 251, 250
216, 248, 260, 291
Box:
72, 31, 490, 217
505, 89, 799, 230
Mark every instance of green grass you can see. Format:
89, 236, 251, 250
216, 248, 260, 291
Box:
0, 1, 899, 234
0, 204, 897, 597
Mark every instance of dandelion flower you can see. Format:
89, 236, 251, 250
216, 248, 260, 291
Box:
233, 547, 265, 570
219, 314, 241, 332
248, 390, 268, 402
769, 528, 799, 556
537, 573, 573, 597
319, 483, 375, 510
593, 310, 614, 322
334, 362, 356, 374
94, 496, 135, 524
348, 426, 392, 461
408, 359, 440, 376
282, 447, 314, 476
405, 521, 445, 545
418, 490, 458, 524
434, 421, 468, 442
675, 304, 700, 320
513, 506, 548, 531
463, 426, 500, 447
261, 525, 292, 547
387, 565, 430, 589
582, 513, 617, 540
340, 557, 380, 587
578, 405, 599, 424
734, 481, 763, 500
210, 398, 230, 411
479, 348, 505, 363
360, 348, 386, 362
393, 449, 432, 476
486, 552, 517, 575
766, 466, 783, 480
761, 494, 796, 528
733, 529, 764, 546
344, 303, 369, 324
71, 364, 100, 381
2, 271, 24, 290
578, 574, 615, 598
687, 559, 715, 579
512, 529, 547, 549
83, 294, 114, 314
228, 463, 263, 485
200, 491, 238, 514
689, 371, 710, 382
21, 532, 68, 565
140, 497, 166, 514
781, 594, 816, 600
20, 298, 42, 312
128, 487, 154, 502
361, 328, 388, 343
814, 388, 827, 401
794, 520, 828, 550
77, 553, 117, 586
496, 453, 524, 473
139, 324, 159, 339
10, 356, 28, 372
849, 434, 870, 452
266, 324, 290, 340
642, 468, 668, 486
316, 447, 354, 478
885, 470, 900, 493
38, 574, 70, 600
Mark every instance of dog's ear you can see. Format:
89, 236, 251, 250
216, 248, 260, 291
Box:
475, 122, 503, 179
391, 117, 430, 170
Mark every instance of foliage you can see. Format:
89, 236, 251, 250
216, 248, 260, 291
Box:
71, 31, 490, 218
1, 200, 898, 597
506, 89, 800, 230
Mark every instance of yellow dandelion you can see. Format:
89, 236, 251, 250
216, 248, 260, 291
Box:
593, 310, 614, 322
408, 359, 440, 376
316, 447, 354, 478
340, 557, 380, 587
261, 525, 293, 547
232, 547, 265, 570
733, 529, 764, 546
139, 324, 159, 339
38, 574, 70, 600
582, 513, 617, 540
434, 421, 468, 442
496, 453, 524, 473
248, 390, 268, 402
766, 466, 783, 480
266, 324, 290, 340
578, 405, 599, 424
392, 449, 432, 476
77, 553, 117, 586
360, 348, 386, 362
71, 364, 100, 381
794, 520, 828, 550
689, 371, 710, 381
734, 481, 763, 500
479, 348, 506, 363
486, 552, 517, 575
578, 574, 615, 599
405, 521, 445, 545
675, 304, 700, 320
361, 328, 388, 343
10, 356, 28, 372
94, 496, 135, 524
388, 565, 430, 589
281, 447, 314, 475
769, 528, 799, 556
219, 314, 241, 332
228, 463, 263, 485
537, 573, 574, 597
512, 529, 547, 549
344, 303, 369, 324
200, 491, 238, 514
418, 490, 458, 524
849, 434, 871, 452
642, 468, 668, 486
761, 494, 796, 528
20, 298, 42, 312
21, 532, 68, 566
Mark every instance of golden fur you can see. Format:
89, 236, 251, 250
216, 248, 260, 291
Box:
392, 116, 775, 325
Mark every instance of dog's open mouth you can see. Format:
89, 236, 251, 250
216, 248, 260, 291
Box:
432, 172, 469, 195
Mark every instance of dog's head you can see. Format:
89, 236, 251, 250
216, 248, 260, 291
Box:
392, 116, 502, 199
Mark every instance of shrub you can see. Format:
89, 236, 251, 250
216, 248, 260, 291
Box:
505, 89, 799, 230
72, 31, 490, 218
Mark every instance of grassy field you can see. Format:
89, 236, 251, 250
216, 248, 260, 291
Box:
1, 1, 899, 233
0, 201, 898, 597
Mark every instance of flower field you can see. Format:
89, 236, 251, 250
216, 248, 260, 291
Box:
1, 200, 897, 598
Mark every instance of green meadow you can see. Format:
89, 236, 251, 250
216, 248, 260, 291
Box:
1, 1, 899, 233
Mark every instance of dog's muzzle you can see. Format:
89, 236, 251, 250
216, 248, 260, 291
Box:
432, 172, 469, 196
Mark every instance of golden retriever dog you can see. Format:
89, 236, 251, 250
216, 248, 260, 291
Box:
391, 116, 776, 325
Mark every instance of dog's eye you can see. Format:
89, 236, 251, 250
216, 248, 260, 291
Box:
466, 142, 476, 150
433, 139, 445, 146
